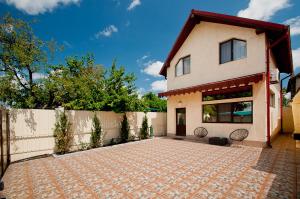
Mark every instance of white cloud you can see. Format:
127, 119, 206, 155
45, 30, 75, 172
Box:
33, 73, 48, 80
284, 16, 300, 36
95, 25, 118, 38
127, 0, 141, 11
4, 0, 80, 15
143, 61, 164, 77
285, 92, 291, 100
151, 80, 167, 92
125, 21, 131, 27
237, 0, 291, 21
293, 48, 300, 70
136, 55, 149, 64
141, 55, 148, 60
63, 41, 72, 48
137, 87, 145, 99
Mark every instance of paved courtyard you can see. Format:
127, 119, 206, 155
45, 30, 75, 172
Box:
0, 135, 298, 199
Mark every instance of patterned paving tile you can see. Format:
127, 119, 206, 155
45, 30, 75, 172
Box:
0, 135, 297, 199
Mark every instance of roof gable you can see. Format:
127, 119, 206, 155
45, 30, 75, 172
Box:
160, 10, 293, 77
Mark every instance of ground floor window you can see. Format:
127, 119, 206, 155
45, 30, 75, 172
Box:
203, 101, 253, 123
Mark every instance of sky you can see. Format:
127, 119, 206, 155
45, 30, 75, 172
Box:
0, 0, 300, 94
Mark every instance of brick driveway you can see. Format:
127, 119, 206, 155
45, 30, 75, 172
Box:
0, 135, 298, 199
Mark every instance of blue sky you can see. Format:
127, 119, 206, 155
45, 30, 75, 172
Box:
0, 0, 300, 93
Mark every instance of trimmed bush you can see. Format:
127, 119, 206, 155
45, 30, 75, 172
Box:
54, 111, 72, 154
140, 114, 149, 139
120, 114, 130, 142
149, 125, 154, 138
90, 113, 103, 148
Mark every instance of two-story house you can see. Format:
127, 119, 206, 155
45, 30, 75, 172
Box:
158, 10, 293, 147
287, 73, 300, 140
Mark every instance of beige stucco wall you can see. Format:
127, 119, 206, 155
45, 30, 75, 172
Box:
283, 106, 294, 133
167, 80, 267, 142
269, 48, 281, 137
292, 92, 300, 133
269, 50, 281, 138
9, 109, 166, 162
166, 22, 266, 90
165, 21, 283, 145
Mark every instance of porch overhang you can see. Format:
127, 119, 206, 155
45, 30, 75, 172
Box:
158, 73, 264, 97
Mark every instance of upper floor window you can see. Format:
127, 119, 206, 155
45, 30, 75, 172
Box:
175, 56, 190, 77
220, 39, 247, 64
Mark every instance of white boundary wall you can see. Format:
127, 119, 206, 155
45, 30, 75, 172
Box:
9, 109, 167, 162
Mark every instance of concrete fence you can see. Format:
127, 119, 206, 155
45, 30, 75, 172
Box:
9, 109, 167, 162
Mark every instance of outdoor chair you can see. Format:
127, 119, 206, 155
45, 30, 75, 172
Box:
229, 129, 249, 146
194, 127, 208, 140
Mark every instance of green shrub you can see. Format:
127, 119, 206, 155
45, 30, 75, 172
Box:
140, 115, 149, 139
149, 125, 154, 138
79, 141, 90, 151
54, 111, 72, 154
90, 113, 103, 148
120, 114, 130, 142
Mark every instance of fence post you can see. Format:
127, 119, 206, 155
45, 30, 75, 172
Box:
6, 111, 10, 165
0, 110, 3, 177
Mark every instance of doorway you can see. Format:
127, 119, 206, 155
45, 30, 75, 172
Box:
176, 108, 186, 136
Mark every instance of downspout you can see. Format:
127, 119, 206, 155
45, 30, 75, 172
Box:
280, 74, 292, 134
266, 40, 271, 148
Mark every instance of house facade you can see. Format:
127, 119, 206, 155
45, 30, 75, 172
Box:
159, 10, 293, 146
287, 73, 300, 136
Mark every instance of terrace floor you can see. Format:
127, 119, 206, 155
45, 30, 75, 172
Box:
0, 134, 298, 199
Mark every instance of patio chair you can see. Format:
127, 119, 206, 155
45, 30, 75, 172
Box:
194, 127, 208, 139
229, 129, 249, 146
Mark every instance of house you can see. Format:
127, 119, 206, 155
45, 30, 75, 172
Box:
158, 10, 293, 147
287, 73, 300, 99
287, 73, 300, 140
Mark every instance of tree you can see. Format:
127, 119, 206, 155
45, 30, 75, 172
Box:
142, 92, 167, 112
54, 111, 72, 154
140, 114, 149, 139
282, 88, 290, 107
0, 14, 60, 108
90, 113, 103, 148
120, 114, 130, 142
0, 14, 155, 113
103, 61, 143, 112
44, 54, 106, 110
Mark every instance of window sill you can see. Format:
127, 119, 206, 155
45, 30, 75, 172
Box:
219, 57, 247, 65
175, 73, 191, 78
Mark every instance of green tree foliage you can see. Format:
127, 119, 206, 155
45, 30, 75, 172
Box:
120, 114, 130, 142
282, 88, 289, 107
103, 61, 143, 112
54, 111, 72, 154
44, 54, 106, 110
142, 92, 167, 112
90, 113, 103, 148
0, 14, 165, 113
0, 14, 50, 108
149, 125, 154, 138
140, 114, 149, 139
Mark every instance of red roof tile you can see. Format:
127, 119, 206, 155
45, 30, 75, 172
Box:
158, 73, 264, 97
